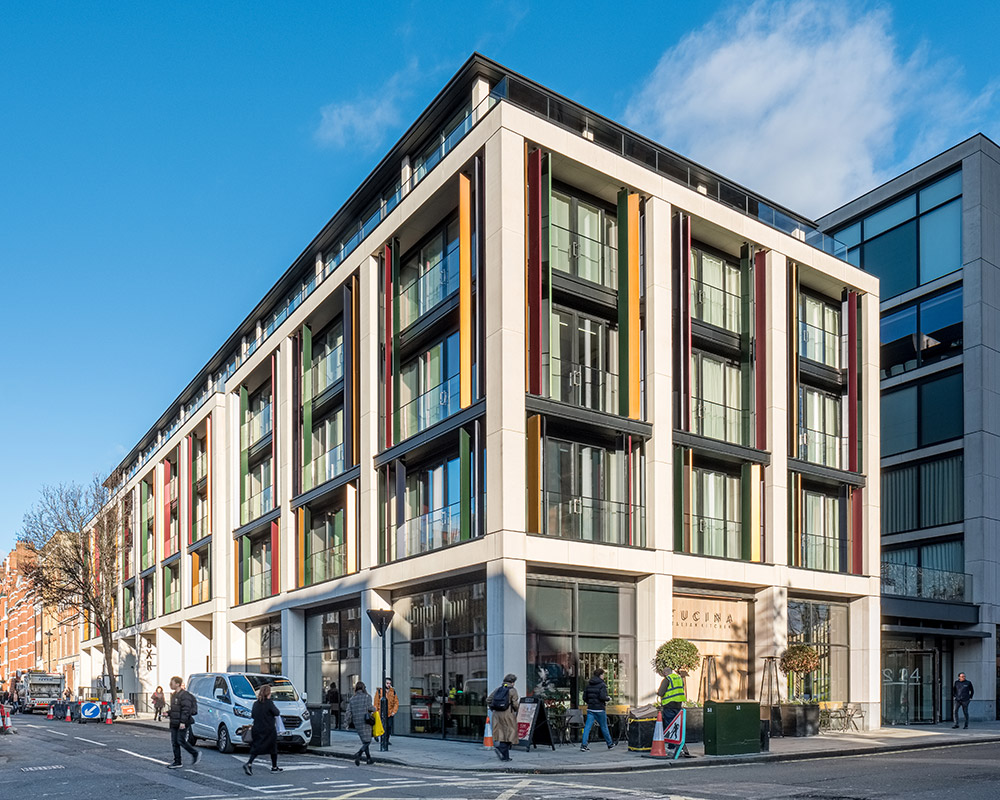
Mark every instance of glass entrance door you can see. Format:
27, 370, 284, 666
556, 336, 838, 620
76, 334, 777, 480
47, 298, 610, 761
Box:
882, 650, 937, 724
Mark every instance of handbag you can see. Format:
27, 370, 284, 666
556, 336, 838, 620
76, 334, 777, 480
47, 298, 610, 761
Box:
364, 709, 376, 726
275, 714, 286, 734
240, 726, 253, 744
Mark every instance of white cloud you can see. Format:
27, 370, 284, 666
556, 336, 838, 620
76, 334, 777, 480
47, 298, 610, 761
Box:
624, 0, 997, 218
314, 65, 414, 151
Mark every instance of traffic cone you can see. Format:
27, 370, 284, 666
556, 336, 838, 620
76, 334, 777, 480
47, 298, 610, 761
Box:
65, 704, 72, 722
482, 710, 493, 749
47, 705, 54, 720
649, 708, 667, 757
105, 705, 114, 725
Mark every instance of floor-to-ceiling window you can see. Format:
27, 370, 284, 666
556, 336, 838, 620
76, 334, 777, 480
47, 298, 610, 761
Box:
786, 600, 849, 702
304, 604, 361, 705
245, 616, 281, 674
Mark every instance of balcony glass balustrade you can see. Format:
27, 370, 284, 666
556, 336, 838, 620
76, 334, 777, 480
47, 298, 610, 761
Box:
192, 580, 211, 605
550, 223, 617, 288
192, 453, 208, 482
305, 543, 347, 585
799, 427, 842, 469
241, 486, 273, 526
401, 501, 462, 558
543, 492, 645, 546
310, 443, 346, 488
163, 590, 180, 615
692, 397, 744, 445
399, 243, 460, 329
686, 513, 742, 558
242, 403, 273, 449
545, 356, 617, 413
691, 277, 741, 334
800, 320, 841, 368
399, 374, 461, 441
881, 562, 971, 602
311, 344, 344, 397
795, 532, 848, 573
191, 512, 209, 542
242, 570, 272, 603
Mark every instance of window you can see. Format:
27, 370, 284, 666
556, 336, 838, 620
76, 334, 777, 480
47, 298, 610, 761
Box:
799, 294, 841, 368
305, 506, 347, 585
691, 247, 741, 334
787, 600, 848, 702
881, 287, 962, 378
243, 535, 272, 603
304, 605, 361, 711
245, 617, 281, 673
122, 584, 135, 627
402, 456, 462, 558
242, 458, 273, 524
799, 489, 844, 572
881, 371, 962, 456
212, 676, 231, 704
691, 351, 743, 444
163, 562, 179, 614
547, 306, 617, 413
882, 453, 963, 534
244, 386, 272, 448
882, 539, 966, 600
834, 171, 961, 298
192, 546, 211, 605
310, 408, 345, 487
140, 573, 155, 622
399, 220, 460, 329
550, 188, 617, 288
398, 332, 461, 440
311, 322, 344, 396
798, 386, 842, 468
687, 467, 741, 558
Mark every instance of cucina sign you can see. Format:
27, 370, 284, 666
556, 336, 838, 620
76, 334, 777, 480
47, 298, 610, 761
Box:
672, 597, 748, 640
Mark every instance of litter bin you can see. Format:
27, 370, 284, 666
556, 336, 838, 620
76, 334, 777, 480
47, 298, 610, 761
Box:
307, 704, 330, 747
703, 701, 761, 756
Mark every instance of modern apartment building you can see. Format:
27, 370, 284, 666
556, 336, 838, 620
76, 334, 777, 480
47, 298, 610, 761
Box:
819, 134, 1000, 725
79, 54, 882, 738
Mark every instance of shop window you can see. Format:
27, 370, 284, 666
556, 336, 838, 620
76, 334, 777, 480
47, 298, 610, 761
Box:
787, 600, 849, 702
304, 605, 361, 710
245, 617, 281, 674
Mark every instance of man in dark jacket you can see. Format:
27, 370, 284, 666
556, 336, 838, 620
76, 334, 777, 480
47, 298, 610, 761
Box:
951, 672, 974, 729
167, 676, 200, 768
580, 668, 615, 751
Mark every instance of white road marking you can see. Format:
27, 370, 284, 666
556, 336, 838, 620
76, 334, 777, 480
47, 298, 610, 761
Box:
75, 736, 107, 746
117, 748, 171, 765
185, 796, 236, 799
496, 780, 534, 800
44, 729, 69, 736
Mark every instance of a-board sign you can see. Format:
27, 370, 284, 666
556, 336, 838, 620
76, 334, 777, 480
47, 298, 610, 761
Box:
515, 696, 556, 752
664, 708, 686, 744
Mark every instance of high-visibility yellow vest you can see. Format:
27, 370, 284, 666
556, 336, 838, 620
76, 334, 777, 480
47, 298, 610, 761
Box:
661, 673, 685, 704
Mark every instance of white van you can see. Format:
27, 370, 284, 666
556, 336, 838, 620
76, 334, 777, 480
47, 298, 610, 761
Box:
187, 672, 312, 753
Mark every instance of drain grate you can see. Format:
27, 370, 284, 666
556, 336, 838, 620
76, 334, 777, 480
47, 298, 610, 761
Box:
21, 765, 66, 772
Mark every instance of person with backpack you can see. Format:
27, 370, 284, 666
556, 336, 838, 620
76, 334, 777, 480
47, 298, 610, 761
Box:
485, 673, 519, 762
580, 667, 615, 751
166, 676, 200, 769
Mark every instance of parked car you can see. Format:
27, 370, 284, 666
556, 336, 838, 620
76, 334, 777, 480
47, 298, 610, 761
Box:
187, 672, 312, 753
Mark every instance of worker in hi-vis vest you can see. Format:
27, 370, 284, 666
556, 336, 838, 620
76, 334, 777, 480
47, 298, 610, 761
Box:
657, 669, 694, 758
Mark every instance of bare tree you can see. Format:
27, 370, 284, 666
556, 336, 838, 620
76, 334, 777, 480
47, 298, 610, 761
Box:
19, 476, 126, 704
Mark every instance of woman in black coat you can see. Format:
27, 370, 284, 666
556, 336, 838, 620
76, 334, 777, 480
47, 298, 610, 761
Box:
243, 684, 282, 775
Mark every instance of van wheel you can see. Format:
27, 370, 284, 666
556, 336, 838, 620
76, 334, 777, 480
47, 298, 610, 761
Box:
217, 724, 235, 754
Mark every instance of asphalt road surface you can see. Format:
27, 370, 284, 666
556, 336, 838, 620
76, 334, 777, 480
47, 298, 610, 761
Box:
4, 715, 1000, 799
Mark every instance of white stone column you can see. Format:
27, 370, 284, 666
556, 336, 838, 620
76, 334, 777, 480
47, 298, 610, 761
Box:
358, 255, 380, 571
644, 196, 672, 553
754, 586, 788, 703
636, 573, 673, 704
159, 628, 182, 687
849, 594, 881, 729
182, 619, 211, 679
282, 607, 306, 690
361, 588, 393, 695
763, 250, 789, 565
486, 557, 526, 689
228, 621, 247, 673
278, 336, 295, 593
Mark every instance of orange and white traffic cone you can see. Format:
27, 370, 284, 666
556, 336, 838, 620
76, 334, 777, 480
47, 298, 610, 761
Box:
65, 704, 72, 722
105, 705, 114, 725
649, 708, 667, 757
482, 710, 493, 749
47, 705, 54, 720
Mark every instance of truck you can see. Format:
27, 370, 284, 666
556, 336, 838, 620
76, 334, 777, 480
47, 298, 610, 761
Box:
16, 671, 66, 714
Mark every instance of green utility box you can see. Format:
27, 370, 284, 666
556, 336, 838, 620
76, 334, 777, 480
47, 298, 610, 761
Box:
703, 701, 761, 755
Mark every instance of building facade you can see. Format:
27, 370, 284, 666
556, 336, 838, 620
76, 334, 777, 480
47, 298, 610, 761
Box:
819, 134, 1000, 724
0, 543, 42, 684
80, 55, 882, 736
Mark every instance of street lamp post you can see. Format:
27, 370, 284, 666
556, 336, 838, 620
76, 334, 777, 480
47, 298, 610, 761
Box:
45, 631, 53, 673
366, 608, 394, 752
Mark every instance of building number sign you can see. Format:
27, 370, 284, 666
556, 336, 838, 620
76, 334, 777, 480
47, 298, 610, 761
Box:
882, 667, 920, 685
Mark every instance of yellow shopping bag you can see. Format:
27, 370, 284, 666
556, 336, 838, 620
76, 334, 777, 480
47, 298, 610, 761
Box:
372, 710, 385, 738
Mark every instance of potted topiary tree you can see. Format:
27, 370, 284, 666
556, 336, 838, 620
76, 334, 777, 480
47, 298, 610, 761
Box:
653, 639, 703, 742
778, 644, 821, 736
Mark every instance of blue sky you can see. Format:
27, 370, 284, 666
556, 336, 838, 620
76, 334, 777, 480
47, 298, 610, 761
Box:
1, 0, 997, 554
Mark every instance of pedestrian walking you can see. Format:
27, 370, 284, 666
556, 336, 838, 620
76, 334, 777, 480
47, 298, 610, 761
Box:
951, 672, 975, 729
657, 668, 693, 758
166, 676, 200, 769
580, 668, 616, 751
243, 684, 282, 775
485, 674, 519, 762
343, 681, 376, 766
152, 686, 166, 722
374, 678, 399, 747
325, 682, 341, 729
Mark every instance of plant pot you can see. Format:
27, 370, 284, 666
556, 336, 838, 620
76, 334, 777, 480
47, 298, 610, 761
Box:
780, 704, 820, 737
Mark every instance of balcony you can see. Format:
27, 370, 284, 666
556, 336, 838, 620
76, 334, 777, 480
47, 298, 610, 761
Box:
193, 453, 208, 482
881, 562, 972, 602
163, 590, 180, 615
794, 532, 847, 573
800, 320, 840, 368
140, 539, 155, 571
798, 427, 842, 469
242, 402, 273, 450
692, 277, 741, 334
685, 513, 742, 559
191, 512, 209, 542
543, 492, 645, 546
305, 544, 347, 585
311, 344, 344, 397
165, 525, 180, 558
192, 580, 211, 605
310, 443, 346, 488
242, 570, 272, 603
692, 397, 744, 445
401, 501, 462, 558
545, 356, 618, 413
551, 224, 617, 289
399, 243, 460, 329
399, 374, 461, 441
241, 486, 273, 526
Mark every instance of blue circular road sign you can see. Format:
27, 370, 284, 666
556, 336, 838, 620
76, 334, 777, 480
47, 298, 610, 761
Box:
80, 702, 101, 719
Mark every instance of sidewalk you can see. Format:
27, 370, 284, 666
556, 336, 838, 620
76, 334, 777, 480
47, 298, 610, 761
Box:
116, 716, 1000, 774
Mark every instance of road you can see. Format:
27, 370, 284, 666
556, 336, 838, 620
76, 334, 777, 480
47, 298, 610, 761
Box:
4, 715, 1000, 799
